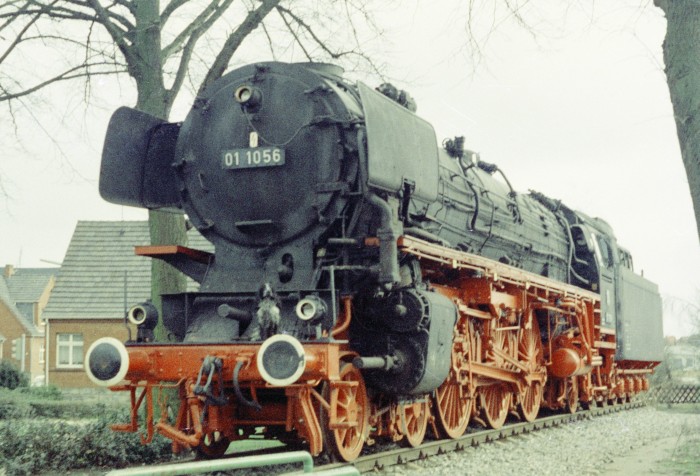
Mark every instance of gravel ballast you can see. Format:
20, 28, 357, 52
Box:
377, 406, 700, 475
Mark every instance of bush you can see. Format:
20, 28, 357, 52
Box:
0, 398, 34, 420
0, 408, 174, 475
28, 399, 98, 419
0, 361, 28, 390
13, 385, 63, 400
0, 387, 122, 420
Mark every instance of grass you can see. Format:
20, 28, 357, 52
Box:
227, 439, 286, 454
653, 404, 700, 475
658, 403, 700, 413
659, 430, 700, 475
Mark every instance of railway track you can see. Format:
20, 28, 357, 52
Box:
317, 400, 646, 474
108, 400, 645, 475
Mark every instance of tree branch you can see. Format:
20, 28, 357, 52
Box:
62, 0, 134, 31
0, 61, 126, 101
1, 1, 100, 23
160, 0, 189, 26
165, 20, 206, 104
0, 0, 58, 65
0, 1, 134, 45
276, 3, 381, 72
86, 0, 133, 64
198, 0, 281, 95
0, 1, 31, 35
259, 17, 277, 59
276, 6, 313, 61
161, 0, 234, 60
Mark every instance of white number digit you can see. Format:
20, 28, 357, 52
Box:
224, 152, 238, 167
226, 149, 282, 168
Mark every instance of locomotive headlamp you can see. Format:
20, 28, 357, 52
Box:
257, 334, 306, 386
295, 295, 327, 323
234, 85, 262, 112
127, 302, 158, 329
85, 337, 129, 387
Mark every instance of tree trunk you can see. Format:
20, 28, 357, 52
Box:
656, 0, 700, 242
148, 211, 187, 342
132, 0, 187, 341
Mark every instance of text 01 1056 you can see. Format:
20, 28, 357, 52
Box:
221, 147, 285, 169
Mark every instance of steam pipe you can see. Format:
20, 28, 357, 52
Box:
356, 126, 401, 286
217, 304, 253, 325
367, 194, 401, 286
233, 361, 262, 411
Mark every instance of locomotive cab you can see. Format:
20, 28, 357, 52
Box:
571, 217, 664, 362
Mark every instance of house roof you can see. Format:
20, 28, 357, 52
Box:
43, 221, 211, 320
5, 267, 57, 303
0, 276, 42, 336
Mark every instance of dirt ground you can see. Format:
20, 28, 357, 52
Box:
601, 410, 700, 476
601, 436, 680, 475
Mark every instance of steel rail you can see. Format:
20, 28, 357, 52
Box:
317, 401, 645, 474
105, 401, 643, 475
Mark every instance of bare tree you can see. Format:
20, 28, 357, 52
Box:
0, 0, 384, 338
655, 1, 700, 242
664, 294, 700, 336
457, 0, 700, 241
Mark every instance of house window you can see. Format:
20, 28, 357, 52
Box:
39, 343, 45, 364
56, 333, 83, 368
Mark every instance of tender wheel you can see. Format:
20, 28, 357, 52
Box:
479, 383, 512, 429
433, 377, 471, 439
516, 321, 544, 422
566, 377, 579, 414
320, 363, 369, 462
399, 399, 430, 448
195, 432, 230, 459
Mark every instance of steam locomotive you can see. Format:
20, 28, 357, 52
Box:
86, 61, 664, 461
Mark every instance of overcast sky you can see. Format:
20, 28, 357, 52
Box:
1, 1, 697, 336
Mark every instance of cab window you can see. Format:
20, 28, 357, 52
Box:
618, 248, 633, 270
595, 235, 614, 268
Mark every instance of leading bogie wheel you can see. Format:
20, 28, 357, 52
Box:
320, 362, 369, 462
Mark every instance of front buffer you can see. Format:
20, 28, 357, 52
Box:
85, 328, 367, 460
